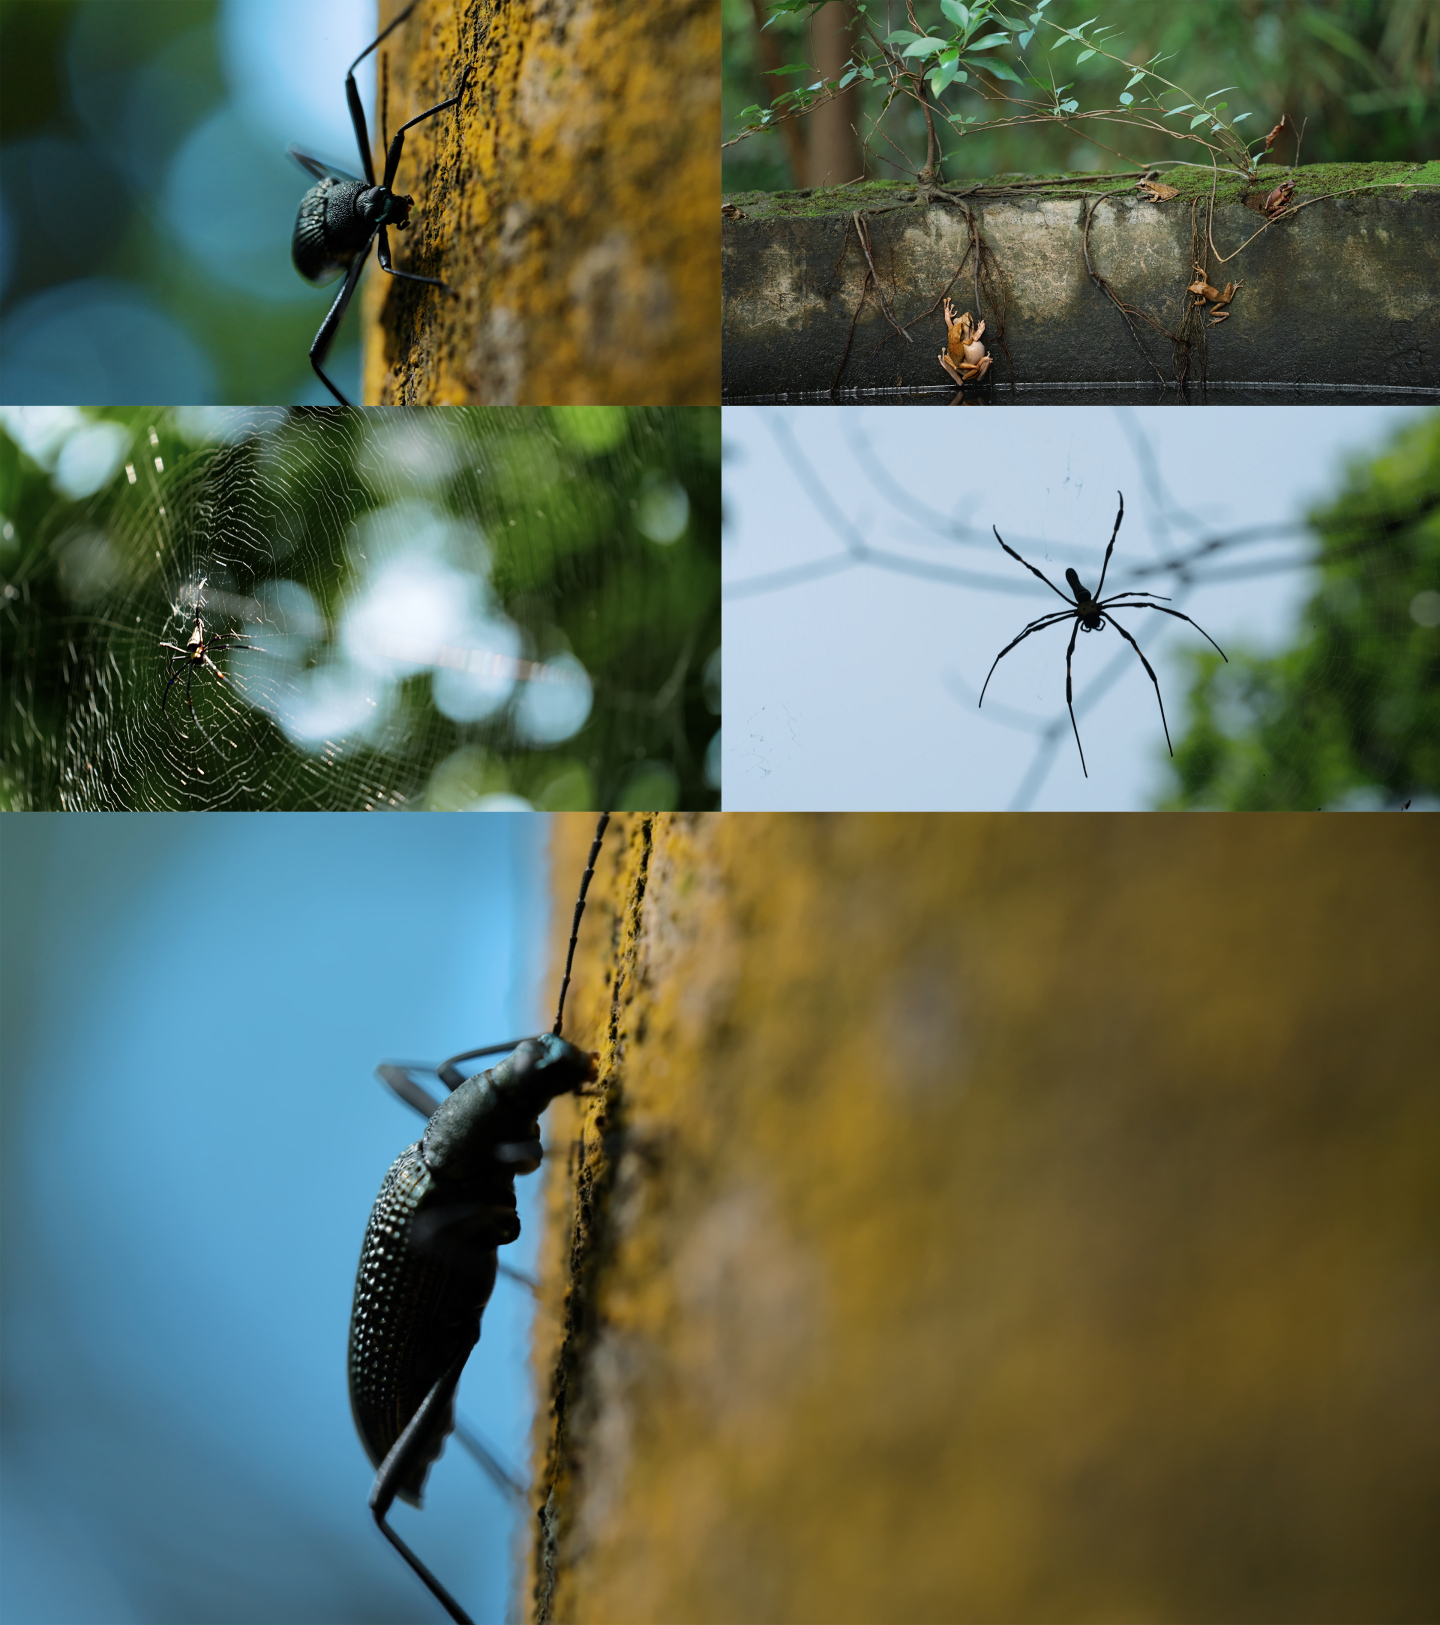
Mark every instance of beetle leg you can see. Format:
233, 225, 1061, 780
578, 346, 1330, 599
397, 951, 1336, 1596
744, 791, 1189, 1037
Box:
376, 1063, 444, 1120
380, 73, 469, 191
309, 237, 375, 406
343, 1, 419, 186
370, 1352, 474, 1625
376, 225, 452, 294
452, 1418, 526, 1502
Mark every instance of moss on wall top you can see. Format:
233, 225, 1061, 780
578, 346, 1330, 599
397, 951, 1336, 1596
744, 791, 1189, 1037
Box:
724, 160, 1439, 220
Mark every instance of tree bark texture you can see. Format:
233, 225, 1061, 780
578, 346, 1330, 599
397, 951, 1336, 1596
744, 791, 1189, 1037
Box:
805, 3, 864, 189
531, 813, 1439, 1624
361, 0, 718, 404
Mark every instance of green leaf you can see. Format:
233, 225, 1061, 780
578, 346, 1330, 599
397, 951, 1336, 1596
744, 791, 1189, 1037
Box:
1076, 47, 1095, 62
1190, 111, 1211, 127
940, 0, 971, 27
1166, 103, 1192, 115
1118, 91, 1133, 105
885, 29, 921, 45
1205, 87, 1238, 100
1059, 97, 1079, 112
1125, 70, 1145, 88
985, 59, 1025, 82
902, 37, 949, 57
1018, 29, 1033, 47
967, 31, 1011, 51
839, 67, 858, 87
929, 59, 962, 94
737, 104, 762, 119
860, 62, 876, 78
1230, 110, 1252, 122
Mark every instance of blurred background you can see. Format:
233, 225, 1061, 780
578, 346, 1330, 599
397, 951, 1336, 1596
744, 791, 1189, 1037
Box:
0, 0, 401, 404
723, 405, 1440, 810
0, 812, 566, 1624
723, 0, 1440, 193
0, 404, 721, 810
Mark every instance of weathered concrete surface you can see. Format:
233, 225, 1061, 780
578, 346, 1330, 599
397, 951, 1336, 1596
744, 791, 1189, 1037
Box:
722, 167, 1440, 395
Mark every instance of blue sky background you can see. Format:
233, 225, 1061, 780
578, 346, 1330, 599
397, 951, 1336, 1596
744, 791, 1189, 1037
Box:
1, 0, 395, 403
0, 812, 558, 1624
722, 405, 1435, 810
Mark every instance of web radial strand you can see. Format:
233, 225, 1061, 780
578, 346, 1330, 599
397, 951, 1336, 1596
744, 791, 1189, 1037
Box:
6, 407, 719, 811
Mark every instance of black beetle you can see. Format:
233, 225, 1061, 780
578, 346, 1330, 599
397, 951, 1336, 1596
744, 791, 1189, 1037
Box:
350, 815, 609, 1625
289, 1, 466, 406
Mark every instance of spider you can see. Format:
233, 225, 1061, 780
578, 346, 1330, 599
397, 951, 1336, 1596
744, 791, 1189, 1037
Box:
979, 491, 1228, 777
159, 602, 263, 726
289, 1, 467, 405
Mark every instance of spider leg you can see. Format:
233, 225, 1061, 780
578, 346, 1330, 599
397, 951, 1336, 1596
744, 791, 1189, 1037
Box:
158, 641, 189, 657
160, 668, 185, 716
992, 528, 1073, 604
309, 235, 375, 406
978, 611, 1075, 707
202, 653, 229, 685
1107, 601, 1229, 661
1064, 616, 1088, 778
184, 666, 199, 727
1104, 613, 1174, 756
1092, 491, 1125, 598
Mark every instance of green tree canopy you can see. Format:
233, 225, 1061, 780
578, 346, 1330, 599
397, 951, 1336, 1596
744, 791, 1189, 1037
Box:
1162, 411, 1440, 810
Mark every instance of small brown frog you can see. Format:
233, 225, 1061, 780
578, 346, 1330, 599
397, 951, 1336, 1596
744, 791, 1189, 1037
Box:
938, 299, 992, 387
1136, 179, 1179, 201
1261, 177, 1295, 216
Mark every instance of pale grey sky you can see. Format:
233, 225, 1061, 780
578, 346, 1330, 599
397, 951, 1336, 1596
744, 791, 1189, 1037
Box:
722, 405, 1433, 810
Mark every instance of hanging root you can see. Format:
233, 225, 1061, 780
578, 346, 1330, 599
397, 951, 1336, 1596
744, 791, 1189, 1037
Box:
1081, 188, 1187, 390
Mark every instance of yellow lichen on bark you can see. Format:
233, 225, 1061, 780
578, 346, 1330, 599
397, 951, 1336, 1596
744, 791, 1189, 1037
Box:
361, 0, 718, 404
533, 814, 1440, 1624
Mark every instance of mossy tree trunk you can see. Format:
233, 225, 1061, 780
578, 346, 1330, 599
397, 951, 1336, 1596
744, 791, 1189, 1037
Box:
361, 0, 718, 403
532, 813, 1439, 1624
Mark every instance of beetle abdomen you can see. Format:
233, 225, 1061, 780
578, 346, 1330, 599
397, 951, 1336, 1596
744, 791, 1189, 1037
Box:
292, 177, 371, 284
348, 1144, 509, 1506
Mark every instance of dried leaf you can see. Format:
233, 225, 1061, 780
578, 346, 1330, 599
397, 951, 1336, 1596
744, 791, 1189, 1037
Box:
1263, 114, 1288, 150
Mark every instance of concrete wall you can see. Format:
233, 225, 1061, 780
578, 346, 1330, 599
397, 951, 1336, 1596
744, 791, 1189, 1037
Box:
721, 166, 1440, 395
530, 812, 1440, 1624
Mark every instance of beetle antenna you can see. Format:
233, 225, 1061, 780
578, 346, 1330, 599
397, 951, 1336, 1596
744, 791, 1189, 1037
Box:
553, 813, 610, 1036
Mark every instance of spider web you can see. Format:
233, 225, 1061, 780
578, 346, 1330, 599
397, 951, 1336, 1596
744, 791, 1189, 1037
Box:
2, 407, 720, 811
722, 406, 1438, 811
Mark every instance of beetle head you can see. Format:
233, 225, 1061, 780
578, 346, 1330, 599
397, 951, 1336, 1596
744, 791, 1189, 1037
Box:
422, 1034, 598, 1184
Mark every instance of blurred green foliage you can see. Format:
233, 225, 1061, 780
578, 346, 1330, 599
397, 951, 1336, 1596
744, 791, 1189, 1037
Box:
724, 0, 1440, 192
0, 0, 361, 402
0, 405, 721, 810
1161, 411, 1440, 810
